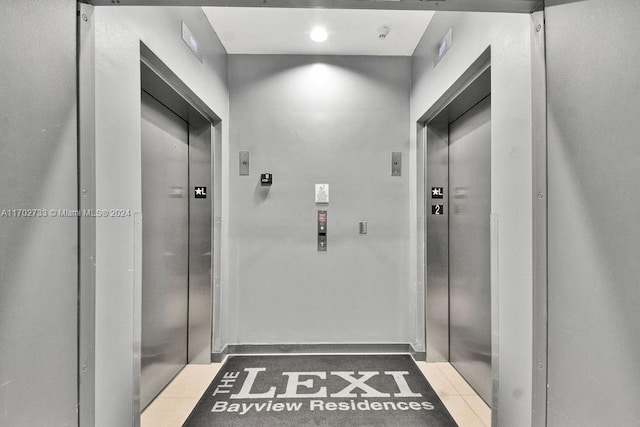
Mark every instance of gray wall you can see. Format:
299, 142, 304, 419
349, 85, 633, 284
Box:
411, 11, 533, 425
226, 55, 411, 345
0, 0, 78, 425
546, 1, 640, 425
93, 7, 229, 426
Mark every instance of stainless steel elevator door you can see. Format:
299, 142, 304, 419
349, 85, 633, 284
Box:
141, 91, 189, 409
448, 95, 492, 404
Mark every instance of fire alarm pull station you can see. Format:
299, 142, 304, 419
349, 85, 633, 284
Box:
318, 210, 327, 252
260, 173, 272, 186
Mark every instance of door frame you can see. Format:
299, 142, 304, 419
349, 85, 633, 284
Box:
77, 4, 96, 426
530, 10, 548, 427
415, 12, 549, 423
77, 2, 547, 426
86, 0, 542, 13
77, 8, 222, 422
134, 43, 220, 416
419, 47, 494, 396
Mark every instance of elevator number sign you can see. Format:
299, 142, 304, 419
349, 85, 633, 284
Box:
431, 187, 444, 199
432, 204, 444, 215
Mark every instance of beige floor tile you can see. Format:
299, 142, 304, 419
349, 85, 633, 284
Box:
436, 363, 478, 396
440, 395, 486, 427
141, 396, 199, 427
143, 360, 489, 427
463, 394, 491, 426
416, 361, 460, 396
161, 363, 222, 398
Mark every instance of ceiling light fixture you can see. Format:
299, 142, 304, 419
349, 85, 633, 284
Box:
310, 26, 328, 43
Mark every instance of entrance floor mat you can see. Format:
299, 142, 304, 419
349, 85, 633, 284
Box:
183, 354, 457, 426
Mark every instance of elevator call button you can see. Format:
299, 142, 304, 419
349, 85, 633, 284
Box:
318, 210, 327, 252
318, 211, 327, 233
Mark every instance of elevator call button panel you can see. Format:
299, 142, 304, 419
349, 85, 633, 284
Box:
318, 210, 327, 251
318, 210, 327, 233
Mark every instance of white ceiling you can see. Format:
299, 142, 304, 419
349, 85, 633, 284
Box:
202, 7, 435, 56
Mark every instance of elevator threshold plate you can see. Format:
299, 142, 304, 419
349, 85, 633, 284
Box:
183, 354, 456, 426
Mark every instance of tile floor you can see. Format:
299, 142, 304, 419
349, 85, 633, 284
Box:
141, 358, 491, 427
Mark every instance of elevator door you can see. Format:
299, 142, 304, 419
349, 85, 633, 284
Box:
448, 95, 492, 404
140, 91, 189, 409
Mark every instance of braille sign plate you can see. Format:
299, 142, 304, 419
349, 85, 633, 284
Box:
432, 204, 444, 215
431, 187, 444, 199
195, 187, 207, 198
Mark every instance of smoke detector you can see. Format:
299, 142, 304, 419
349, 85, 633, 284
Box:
378, 26, 390, 40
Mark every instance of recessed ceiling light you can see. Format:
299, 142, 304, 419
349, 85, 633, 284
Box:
310, 27, 328, 43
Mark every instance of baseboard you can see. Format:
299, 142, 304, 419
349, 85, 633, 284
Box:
411, 348, 427, 361
212, 343, 426, 362
211, 346, 229, 363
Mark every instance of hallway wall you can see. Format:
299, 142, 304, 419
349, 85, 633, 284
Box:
93, 7, 229, 426
410, 11, 533, 426
226, 55, 412, 345
546, 0, 640, 425
0, 1, 78, 425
